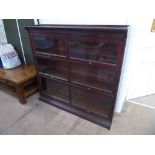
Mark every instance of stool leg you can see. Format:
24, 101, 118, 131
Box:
16, 85, 26, 104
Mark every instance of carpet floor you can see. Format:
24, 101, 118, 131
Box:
130, 94, 155, 108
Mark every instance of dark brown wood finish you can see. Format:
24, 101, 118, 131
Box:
25, 25, 128, 129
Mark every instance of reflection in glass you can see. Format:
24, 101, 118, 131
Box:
37, 57, 68, 80
33, 36, 66, 56
41, 78, 69, 103
70, 41, 117, 63
71, 63, 114, 93
71, 86, 112, 117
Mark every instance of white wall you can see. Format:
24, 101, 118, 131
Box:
0, 19, 3, 25
126, 18, 155, 99
0, 19, 7, 43
114, 18, 155, 111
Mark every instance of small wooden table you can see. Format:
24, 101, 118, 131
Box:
0, 65, 37, 104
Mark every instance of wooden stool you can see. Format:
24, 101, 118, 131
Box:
0, 65, 37, 104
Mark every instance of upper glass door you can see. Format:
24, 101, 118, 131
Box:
32, 35, 66, 57
70, 40, 118, 64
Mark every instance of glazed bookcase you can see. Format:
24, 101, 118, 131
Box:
25, 25, 128, 129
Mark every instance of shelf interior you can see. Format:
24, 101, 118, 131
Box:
71, 63, 114, 93
37, 57, 68, 80
42, 78, 70, 103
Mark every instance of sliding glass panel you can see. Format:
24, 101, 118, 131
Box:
32, 35, 66, 56
70, 40, 117, 64
71, 86, 113, 118
71, 62, 114, 93
37, 57, 68, 81
41, 77, 69, 103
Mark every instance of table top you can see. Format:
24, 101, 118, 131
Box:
0, 65, 37, 84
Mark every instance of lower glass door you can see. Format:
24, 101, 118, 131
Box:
40, 77, 70, 103
71, 86, 113, 118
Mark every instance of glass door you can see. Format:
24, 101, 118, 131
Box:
70, 40, 118, 64
32, 35, 66, 57
70, 61, 115, 93
36, 57, 68, 81
40, 77, 70, 103
71, 86, 113, 118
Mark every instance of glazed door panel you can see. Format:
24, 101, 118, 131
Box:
71, 86, 113, 118
69, 40, 118, 64
40, 77, 70, 103
31, 35, 66, 57
36, 57, 68, 81
70, 61, 115, 93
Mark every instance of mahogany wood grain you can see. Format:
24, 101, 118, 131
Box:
25, 25, 128, 129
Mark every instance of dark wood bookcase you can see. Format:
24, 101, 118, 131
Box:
25, 25, 128, 129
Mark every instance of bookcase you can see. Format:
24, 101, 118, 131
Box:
26, 25, 128, 129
